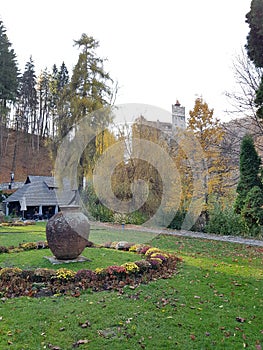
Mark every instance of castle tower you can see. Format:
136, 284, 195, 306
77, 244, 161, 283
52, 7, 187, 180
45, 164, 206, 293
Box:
172, 100, 186, 130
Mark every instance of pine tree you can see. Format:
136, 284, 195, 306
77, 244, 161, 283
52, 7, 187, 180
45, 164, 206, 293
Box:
18, 56, 38, 133
235, 134, 263, 214
37, 69, 50, 138
0, 20, 19, 153
246, 0, 263, 119
55, 62, 70, 139
246, 0, 263, 68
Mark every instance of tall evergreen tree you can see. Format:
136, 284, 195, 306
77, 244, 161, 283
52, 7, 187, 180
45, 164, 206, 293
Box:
69, 34, 114, 188
235, 134, 263, 214
246, 0, 263, 68
246, 0, 263, 119
54, 62, 70, 139
37, 69, 50, 138
0, 20, 19, 153
70, 34, 113, 128
58, 62, 69, 92
18, 56, 38, 133
241, 186, 263, 234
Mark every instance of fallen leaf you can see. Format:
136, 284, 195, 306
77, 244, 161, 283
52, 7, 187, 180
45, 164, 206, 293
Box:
79, 320, 91, 328
98, 329, 116, 338
190, 334, 196, 340
73, 339, 89, 348
48, 344, 61, 350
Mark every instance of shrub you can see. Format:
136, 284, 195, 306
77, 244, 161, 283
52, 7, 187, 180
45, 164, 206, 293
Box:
0, 267, 22, 280
126, 211, 146, 225
134, 260, 151, 271
75, 269, 96, 282
140, 246, 151, 255
149, 258, 162, 269
105, 265, 127, 277
241, 186, 263, 236
205, 204, 247, 236
168, 208, 187, 230
33, 268, 56, 281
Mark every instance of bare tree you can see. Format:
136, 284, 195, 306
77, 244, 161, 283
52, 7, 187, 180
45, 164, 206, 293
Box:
225, 49, 263, 136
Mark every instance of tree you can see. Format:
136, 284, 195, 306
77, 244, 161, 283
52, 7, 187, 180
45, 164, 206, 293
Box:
235, 134, 263, 214
246, 0, 263, 68
226, 50, 262, 124
18, 56, 38, 133
246, 0, 263, 119
70, 34, 113, 128
0, 20, 19, 153
70, 34, 114, 188
241, 186, 263, 234
188, 98, 227, 201
48, 63, 70, 140
37, 69, 50, 138
50, 62, 70, 142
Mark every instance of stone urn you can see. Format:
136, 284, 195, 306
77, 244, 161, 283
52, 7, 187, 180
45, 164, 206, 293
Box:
46, 205, 90, 260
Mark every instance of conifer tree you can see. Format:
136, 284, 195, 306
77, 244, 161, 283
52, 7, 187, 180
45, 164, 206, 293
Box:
18, 56, 37, 133
235, 134, 263, 214
246, 0, 263, 119
0, 20, 19, 153
70, 34, 112, 127
56, 62, 70, 139
69, 34, 114, 188
241, 186, 263, 234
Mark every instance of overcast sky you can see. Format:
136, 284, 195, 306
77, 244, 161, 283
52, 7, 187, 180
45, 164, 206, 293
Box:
0, 0, 252, 123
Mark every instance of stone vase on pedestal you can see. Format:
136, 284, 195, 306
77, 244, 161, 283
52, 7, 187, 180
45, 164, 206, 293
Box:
46, 205, 90, 260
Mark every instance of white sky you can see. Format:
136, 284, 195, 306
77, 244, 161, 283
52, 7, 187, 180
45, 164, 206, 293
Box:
0, 0, 252, 123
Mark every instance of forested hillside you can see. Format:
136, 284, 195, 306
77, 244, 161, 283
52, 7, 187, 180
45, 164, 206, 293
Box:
0, 127, 52, 182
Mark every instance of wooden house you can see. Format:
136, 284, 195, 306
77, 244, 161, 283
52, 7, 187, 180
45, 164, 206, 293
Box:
3, 175, 76, 219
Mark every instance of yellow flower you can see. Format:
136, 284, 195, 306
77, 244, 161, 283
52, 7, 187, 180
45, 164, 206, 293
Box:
121, 262, 139, 274
0, 267, 22, 277
145, 247, 161, 256
55, 268, 75, 280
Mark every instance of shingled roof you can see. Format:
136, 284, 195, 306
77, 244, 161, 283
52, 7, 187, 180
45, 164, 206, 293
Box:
4, 175, 75, 207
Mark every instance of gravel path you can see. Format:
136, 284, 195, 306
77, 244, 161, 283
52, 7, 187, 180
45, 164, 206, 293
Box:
93, 222, 263, 247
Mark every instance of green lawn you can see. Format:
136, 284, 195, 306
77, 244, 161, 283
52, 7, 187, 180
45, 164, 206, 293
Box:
0, 222, 262, 349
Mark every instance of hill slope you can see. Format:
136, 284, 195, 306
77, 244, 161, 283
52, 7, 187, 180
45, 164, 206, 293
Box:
0, 128, 53, 183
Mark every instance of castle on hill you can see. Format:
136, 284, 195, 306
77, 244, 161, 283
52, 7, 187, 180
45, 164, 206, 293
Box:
135, 100, 186, 134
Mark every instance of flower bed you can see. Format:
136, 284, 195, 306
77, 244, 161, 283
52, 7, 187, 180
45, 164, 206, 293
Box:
0, 242, 182, 298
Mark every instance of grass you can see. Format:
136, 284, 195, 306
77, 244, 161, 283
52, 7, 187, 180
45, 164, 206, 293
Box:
0, 222, 262, 349
0, 247, 142, 271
